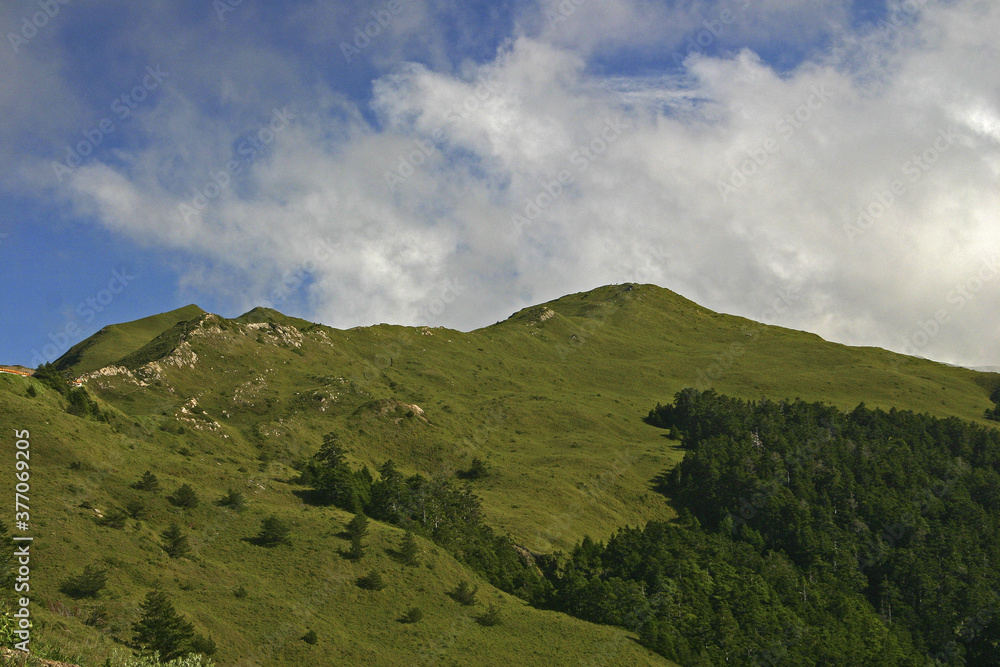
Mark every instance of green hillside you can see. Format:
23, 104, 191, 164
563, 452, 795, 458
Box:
3, 283, 998, 665
53, 305, 206, 376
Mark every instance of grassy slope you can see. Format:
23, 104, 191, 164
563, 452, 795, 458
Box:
53, 306, 206, 376
6, 283, 998, 665
0, 373, 670, 666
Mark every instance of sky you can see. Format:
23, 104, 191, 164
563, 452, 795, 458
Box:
1, 0, 999, 370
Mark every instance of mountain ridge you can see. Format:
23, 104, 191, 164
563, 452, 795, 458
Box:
4, 282, 998, 664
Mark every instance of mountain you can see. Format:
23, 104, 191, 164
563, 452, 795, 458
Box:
2, 283, 997, 665
53, 305, 206, 376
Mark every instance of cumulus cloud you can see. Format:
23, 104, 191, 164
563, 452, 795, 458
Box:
9, 0, 1000, 367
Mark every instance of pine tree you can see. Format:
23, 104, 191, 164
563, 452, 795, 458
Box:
218, 489, 246, 511
59, 564, 108, 598
345, 512, 368, 560
317, 432, 346, 469
347, 534, 365, 561
400, 530, 419, 566
168, 483, 199, 508
346, 512, 369, 541
401, 607, 423, 623
161, 523, 190, 558
357, 569, 385, 591
256, 515, 291, 547
132, 471, 160, 492
131, 589, 196, 661
451, 581, 478, 606
33, 363, 67, 394
478, 602, 503, 626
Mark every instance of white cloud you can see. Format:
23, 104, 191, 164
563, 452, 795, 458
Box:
10, 0, 1000, 367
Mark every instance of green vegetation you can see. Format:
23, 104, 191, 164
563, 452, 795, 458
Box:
451, 581, 479, 606
131, 590, 210, 662
559, 389, 1000, 664
161, 524, 190, 559
167, 484, 199, 509
478, 603, 503, 627
399, 530, 419, 566
59, 564, 108, 599
7, 283, 1000, 665
216, 489, 245, 511
400, 607, 423, 624
356, 569, 386, 591
53, 305, 206, 376
253, 516, 291, 547
132, 471, 160, 492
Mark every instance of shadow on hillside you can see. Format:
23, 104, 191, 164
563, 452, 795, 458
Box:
291, 487, 327, 505
650, 470, 674, 502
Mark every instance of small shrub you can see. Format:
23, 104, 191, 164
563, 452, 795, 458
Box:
399, 530, 420, 566
161, 523, 190, 559
125, 499, 147, 519
85, 603, 109, 628
67, 387, 104, 419
357, 569, 385, 591
218, 489, 246, 511
478, 602, 503, 627
98, 508, 129, 529
401, 607, 423, 624
190, 634, 217, 656
69, 460, 83, 470
132, 471, 160, 492
345, 512, 369, 540
255, 515, 291, 547
450, 581, 478, 606
168, 483, 199, 508
60, 564, 108, 598
232, 586, 248, 599
459, 457, 492, 480
347, 534, 365, 561
0, 609, 14, 647
302, 629, 318, 644
25, 384, 37, 398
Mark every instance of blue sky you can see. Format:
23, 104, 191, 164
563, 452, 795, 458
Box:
2, 0, 999, 369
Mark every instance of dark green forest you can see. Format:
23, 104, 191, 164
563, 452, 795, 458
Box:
301, 390, 1000, 665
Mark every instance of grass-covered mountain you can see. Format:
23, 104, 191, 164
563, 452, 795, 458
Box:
2, 283, 998, 665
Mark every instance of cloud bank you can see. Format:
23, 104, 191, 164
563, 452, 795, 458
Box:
6, 0, 1000, 367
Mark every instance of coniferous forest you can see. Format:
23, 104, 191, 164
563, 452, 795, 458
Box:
304, 389, 1000, 665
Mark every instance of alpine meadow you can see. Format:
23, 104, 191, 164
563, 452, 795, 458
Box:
2, 283, 999, 665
